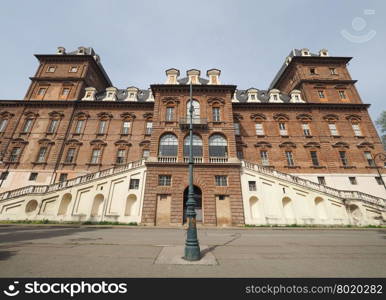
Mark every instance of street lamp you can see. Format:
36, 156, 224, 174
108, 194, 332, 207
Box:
374, 152, 386, 191
184, 82, 201, 261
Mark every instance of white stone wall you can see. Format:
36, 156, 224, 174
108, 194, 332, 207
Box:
0, 166, 147, 224
296, 173, 386, 199
241, 168, 385, 226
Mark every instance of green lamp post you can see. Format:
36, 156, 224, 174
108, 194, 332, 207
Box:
184, 82, 201, 261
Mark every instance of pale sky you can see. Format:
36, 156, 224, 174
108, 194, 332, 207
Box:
0, 0, 385, 123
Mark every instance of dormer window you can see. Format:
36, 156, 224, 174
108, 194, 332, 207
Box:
301, 48, 311, 56
251, 94, 256, 100
268, 89, 282, 103
290, 90, 304, 103
207, 69, 221, 85
82, 87, 96, 101
69, 66, 78, 73
187, 69, 201, 85
47, 66, 56, 73
273, 95, 278, 101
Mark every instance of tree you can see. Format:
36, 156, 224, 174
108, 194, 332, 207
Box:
376, 111, 386, 150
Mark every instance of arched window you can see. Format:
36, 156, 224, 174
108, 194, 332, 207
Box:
186, 100, 200, 119
209, 134, 227, 157
159, 134, 178, 157
184, 134, 203, 157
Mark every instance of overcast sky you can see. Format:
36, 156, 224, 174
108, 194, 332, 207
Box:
0, 0, 385, 123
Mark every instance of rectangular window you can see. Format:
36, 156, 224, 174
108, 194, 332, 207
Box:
328, 123, 339, 136
318, 90, 325, 98
98, 120, 107, 134
237, 150, 243, 159
285, 151, 295, 166
10, 147, 21, 162
260, 150, 269, 166
255, 123, 264, 135
0, 119, 8, 132
329, 68, 337, 75
91, 149, 101, 164
47, 66, 56, 73
37, 147, 47, 163
142, 149, 150, 158
38, 88, 46, 95
375, 177, 384, 185
302, 123, 311, 136
310, 151, 319, 166
364, 151, 375, 167
349, 177, 357, 185
212, 107, 220, 122
310, 68, 316, 75
215, 175, 228, 186
234, 123, 240, 135
29, 172, 38, 181
339, 151, 348, 167
317, 176, 326, 185
351, 124, 362, 136
59, 173, 68, 182
69, 66, 78, 73
279, 123, 287, 136
338, 90, 346, 99
129, 178, 140, 189
65, 148, 76, 163
159, 175, 172, 186
22, 119, 33, 133
248, 181, 257, 191
116, 149, 126, 164
75, 120, 84, 134
47, 119, 58, 133
145, 122, 152, 135
166, 107, 174, 121
61, 88, 70, 96
250, 94, 256, 100
122, 121, 131, 134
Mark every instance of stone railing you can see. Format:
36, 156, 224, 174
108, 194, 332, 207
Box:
242, 160, 385, 208
0, 159, 145, 202
183, 157, 203, 163
209, 157, 228, 163
157, 156, 178, 163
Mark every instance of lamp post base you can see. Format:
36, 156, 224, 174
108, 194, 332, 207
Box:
184, 244, 201, 261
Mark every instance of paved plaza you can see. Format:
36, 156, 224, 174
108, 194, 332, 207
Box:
0, 225, 385, 277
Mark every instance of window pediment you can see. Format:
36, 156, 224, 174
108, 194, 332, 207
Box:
74, 111, 90, 119
120, 112, 136, 120
345, 114, 361, 122
250, 113, 267, 121
357, 142, 374, 149
254, 141, 272, 148
304, 142, 320, 148
279, 141, 296, 148
0, 111, 14, 119
38, 138, 55, 146
208, 97, 225, 105
332, 142, 349, 148
296, 113, 312, 121
97, 112, 113, 119
90, 139, 107, 146
65, 139, 83, 146
273, 113, 289, 121
323, 114, 339, 121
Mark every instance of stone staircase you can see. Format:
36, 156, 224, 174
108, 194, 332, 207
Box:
242, 160, 385, 209
0, 159, 145, 202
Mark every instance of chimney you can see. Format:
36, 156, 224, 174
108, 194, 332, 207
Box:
207, 69, 221, 85
165, 68, 180, 84
187, 69, 201, 85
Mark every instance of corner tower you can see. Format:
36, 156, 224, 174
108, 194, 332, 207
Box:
24, 46, 112, 101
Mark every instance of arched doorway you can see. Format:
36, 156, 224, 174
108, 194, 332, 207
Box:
183, 185, 202, 223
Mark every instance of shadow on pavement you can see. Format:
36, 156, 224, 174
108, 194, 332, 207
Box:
0, 226, 102, 244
